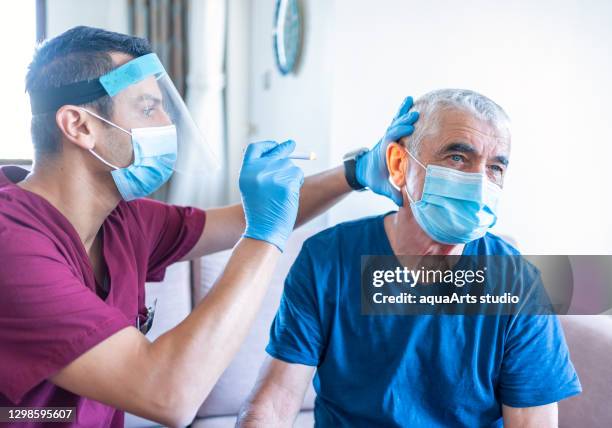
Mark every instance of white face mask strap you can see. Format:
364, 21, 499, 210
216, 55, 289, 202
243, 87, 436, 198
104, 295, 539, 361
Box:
389, 174, 417, 204
88, 148, 120, 170
403, 147, 425, 204
79, 108, 126, 170
404, 183, 416, 204
79, 107, 132, 136
406, 149, 426, 170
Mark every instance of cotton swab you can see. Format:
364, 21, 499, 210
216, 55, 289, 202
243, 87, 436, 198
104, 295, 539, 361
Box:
288, 152, 317, 160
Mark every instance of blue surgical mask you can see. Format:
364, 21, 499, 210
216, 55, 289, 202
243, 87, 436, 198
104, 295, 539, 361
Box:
403, 150, 501, 244
82, 108, 178, 201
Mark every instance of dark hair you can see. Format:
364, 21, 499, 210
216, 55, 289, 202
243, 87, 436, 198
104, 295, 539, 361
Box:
26, 26, 152, 155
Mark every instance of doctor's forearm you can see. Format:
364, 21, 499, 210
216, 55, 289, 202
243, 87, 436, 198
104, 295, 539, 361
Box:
295, 165, 351, 227
234, 164, 349, 229
190, 167, 350, 256
234, 165, 350, 231
148, 238, 281, 423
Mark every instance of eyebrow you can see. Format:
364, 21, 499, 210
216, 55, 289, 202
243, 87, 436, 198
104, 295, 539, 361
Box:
492, 155, 509, 166
440, 141, 509, 166
136, 94, 163, 104
439, 142, 477, 155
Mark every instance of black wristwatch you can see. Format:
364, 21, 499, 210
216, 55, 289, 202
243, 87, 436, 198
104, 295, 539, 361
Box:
343, 147, 369, 191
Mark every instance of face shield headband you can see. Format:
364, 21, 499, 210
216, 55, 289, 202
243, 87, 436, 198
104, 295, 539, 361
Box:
28, 53, 165, 115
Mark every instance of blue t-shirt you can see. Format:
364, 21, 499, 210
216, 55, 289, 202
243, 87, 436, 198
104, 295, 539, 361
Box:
266, 213, 581, 428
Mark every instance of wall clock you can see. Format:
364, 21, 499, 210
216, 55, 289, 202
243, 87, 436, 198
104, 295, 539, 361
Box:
273, 0, 302, 75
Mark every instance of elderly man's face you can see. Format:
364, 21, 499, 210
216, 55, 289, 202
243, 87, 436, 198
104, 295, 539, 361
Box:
394, 109, 510, 203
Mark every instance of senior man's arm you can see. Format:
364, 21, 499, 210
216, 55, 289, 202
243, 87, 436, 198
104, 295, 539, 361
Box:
503, 403, 558, 428
236, 357, 315, 428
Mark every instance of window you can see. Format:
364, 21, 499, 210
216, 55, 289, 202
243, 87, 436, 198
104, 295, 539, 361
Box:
0, 0, 38, 162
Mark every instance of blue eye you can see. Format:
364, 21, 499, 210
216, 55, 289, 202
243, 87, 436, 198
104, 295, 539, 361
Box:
451, 154, 463, 162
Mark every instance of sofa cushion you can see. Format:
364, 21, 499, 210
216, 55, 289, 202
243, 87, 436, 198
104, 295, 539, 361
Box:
191, 410, 314, 428
558, 315, 612, 427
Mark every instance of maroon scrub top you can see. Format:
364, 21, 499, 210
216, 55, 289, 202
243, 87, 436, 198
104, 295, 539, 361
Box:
0, 166, 206, 427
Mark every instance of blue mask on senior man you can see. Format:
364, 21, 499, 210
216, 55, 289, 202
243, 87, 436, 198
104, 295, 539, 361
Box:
401, 149, 501, 244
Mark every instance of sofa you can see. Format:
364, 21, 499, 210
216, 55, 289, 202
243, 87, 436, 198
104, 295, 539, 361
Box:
126, 226, 612, 427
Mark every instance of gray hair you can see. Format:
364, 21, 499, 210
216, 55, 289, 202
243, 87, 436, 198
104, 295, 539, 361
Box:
402, 89, 511, 155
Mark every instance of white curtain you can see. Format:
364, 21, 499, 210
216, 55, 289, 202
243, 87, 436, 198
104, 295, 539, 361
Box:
168, 0, 228, 208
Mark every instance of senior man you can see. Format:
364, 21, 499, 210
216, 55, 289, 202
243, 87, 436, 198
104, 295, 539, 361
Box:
237, 89, 581, 427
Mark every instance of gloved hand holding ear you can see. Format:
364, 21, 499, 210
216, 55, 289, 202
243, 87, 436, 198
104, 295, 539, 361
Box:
355, 96, 419, 206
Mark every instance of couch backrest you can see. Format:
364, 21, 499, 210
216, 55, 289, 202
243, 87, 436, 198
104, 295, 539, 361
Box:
558, 315, 612, 428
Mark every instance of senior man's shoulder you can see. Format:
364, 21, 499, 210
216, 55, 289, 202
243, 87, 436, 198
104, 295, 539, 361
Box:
301, 213, 388, 256
475, 232, 522, 256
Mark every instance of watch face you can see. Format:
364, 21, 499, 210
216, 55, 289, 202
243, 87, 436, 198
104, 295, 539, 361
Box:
273, 0, 302, 75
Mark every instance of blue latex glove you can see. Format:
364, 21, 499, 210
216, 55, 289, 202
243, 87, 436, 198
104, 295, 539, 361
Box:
240, 140, 305, 251
355, 96, 420, 206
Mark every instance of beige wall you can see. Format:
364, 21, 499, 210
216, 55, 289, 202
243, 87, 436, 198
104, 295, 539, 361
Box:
46, 0, 128, 37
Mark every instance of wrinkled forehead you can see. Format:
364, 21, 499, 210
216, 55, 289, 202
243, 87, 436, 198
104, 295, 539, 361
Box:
422, 108, 511, 157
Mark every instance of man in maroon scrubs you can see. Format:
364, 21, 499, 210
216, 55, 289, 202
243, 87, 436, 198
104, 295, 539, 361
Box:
0, 26, 418, 427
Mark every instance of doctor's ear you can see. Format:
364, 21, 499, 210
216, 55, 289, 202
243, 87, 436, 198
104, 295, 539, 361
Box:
55, 105, 97, 151
386, 142, 408, 188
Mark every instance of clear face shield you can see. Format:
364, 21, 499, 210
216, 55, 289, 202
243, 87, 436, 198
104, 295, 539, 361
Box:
96, 53, 219, 177
29, 53, 219, 200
